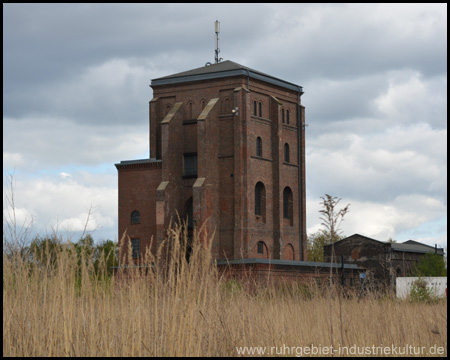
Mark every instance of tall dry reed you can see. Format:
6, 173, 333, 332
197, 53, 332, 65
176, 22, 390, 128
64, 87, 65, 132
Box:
3, 224, 447, 357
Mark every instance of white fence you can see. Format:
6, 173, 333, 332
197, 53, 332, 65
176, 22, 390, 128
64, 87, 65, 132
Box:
396, 277, 447, 299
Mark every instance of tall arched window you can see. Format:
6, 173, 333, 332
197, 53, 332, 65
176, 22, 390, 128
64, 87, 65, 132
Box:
185, 197, 194, 230
258, 102, 262, 117
256, 240, 269, 258
201, 99, 207, 110
254, 100, 257, 116
257, 241, 265, 254
256, 137, 262, 157
286, 109, 290, 125
131, 210, 140, 224
255, 182, 266, 220
283, 187, 293, 223
284, 143, 290, 163
282, 108, 285, 123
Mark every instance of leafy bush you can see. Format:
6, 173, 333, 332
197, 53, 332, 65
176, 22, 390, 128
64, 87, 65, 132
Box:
412, 253, 447, 277
409, 278, 439, 303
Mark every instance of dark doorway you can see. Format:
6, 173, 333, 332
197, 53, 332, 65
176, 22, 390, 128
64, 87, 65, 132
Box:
184, 197, 194, 261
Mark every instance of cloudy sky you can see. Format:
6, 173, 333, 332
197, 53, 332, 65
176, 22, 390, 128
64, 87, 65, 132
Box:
3, 3, 447, 249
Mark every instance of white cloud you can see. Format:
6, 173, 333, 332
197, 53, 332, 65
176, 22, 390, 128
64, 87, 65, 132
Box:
306, 120, 446, 246
3, 206, 35, 230
3, 116, 149, 171
58, 211, 114, 234
253, 3, 446, 83
3, 152, 24, 168
305, 70, 447, 140
59, 172, 72, 179
368, 3, 446, 39
307, 123, 446, 202
4, 3, 447, 248
307, 194, 446, 247
303, 74, 384, 124
57, 58, 148, 106
38, 58, 157, 125
344, 195, 445, 238
3, 173, 117, 241
375, 71, 447, 128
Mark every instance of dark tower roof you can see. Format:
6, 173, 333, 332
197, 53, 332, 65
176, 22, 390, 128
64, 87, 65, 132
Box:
151, 60, 303, 93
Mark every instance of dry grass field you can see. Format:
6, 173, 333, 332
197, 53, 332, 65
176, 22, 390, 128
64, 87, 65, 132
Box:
3, 226, 447, 357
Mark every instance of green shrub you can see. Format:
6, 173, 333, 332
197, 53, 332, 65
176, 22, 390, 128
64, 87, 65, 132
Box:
221, 279, 242, 296
409, 278, 439, 304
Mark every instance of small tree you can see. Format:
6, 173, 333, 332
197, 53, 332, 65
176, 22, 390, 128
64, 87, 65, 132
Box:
28, 235, 64, 268
316, 194, 350, 352
307, 232, 332, 262
319, 194, 350, 243
308, 195, 350, 262
412, 253, 447, 277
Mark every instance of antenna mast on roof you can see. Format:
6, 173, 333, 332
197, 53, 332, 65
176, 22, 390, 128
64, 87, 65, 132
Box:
215, 20, 223, 64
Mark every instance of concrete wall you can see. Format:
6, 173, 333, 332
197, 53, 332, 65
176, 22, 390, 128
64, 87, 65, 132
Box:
396, 277, 447, 298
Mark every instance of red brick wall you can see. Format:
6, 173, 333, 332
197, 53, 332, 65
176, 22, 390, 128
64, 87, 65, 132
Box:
117, 70, 307, 263
217, 262, 362, 289
117, 162, 161, 263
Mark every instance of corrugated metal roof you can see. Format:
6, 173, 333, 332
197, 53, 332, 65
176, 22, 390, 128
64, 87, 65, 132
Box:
391, 242, 444, 254
151, 60, 303, 92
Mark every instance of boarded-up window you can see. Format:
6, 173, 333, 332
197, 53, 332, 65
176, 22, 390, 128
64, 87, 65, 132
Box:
284, 143, 290, 163
256, 137, 262, 157
183, 153, 197, 177
283, 187, 293, 223
131, 238, 140, 259
255, 182, 266, 218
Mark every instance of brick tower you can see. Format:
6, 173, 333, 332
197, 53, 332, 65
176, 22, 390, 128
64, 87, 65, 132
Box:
115, 60, 307, 262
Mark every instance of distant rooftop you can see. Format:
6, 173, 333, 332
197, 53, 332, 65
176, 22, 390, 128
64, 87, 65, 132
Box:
151, 60, 303, 93
325, 234, 444, 255
390, 241, 444, 254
